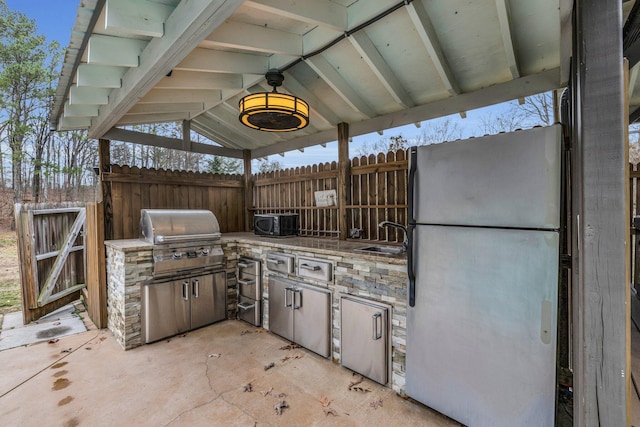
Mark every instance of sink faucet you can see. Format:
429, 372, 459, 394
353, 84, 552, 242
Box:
378, 221, 408, 252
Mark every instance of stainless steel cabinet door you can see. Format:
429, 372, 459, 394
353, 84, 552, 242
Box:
293, 284, 331, 358
341, 297, 388, 385
190, 272, 226, 330
142, 280, 190, 343
268, 276, 294, 341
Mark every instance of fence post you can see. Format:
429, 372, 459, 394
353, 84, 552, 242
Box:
99, 139, 113, 241
338, 122, 350, 240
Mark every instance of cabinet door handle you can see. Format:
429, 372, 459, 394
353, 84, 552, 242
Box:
284, 287, 293, 308
300, 263, 320, 271
372, 312, 382, 340
293, 289, 301, 310
238, 262, 250, 268
193, 279, 199, 298
182, 281, 190, 301
267, 258, 284, 265
238, 279, 255, 286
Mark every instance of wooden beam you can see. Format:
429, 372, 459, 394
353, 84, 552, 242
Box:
305, 55, 376, 118
138, 88, 222, 104
203, 20, 302, 55
88, 0, 245, 139
406, 1, 460, 95
337, 122, 350, 240
68, 86, 110, 105
99, 139, 113, 241
243, 149, 253, 232
76, 64, 125, 88
348, 32, 414, 108
103, 127, 244, 158
103, 0, 172, 38
87, 34, 146, 67
174, 48, 269, 75
243, 0, 346, 32
571, 0, 628, 425
494, 0, 519, 79
154, 70, 244, 90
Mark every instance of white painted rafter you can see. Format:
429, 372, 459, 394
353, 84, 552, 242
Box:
87, 35, 147, 67
495, 0, 520, 79
155, 71, 244, 90
69, 86, 110, 105
76, 64, 126, 88
282, 71, 341, 127
126, 102, 207, 115
174, 48, 269, 75
139, 89, 222, 104
406, 1, 460, 95
348, 31, 414, 108
305, 55, 376, 118
89, 0, 246, 139
203, 20, 302, 56
64, 101, 100, 117
117, 112, 190, 125
243, 0, 346, 32
103, 0, 173, 38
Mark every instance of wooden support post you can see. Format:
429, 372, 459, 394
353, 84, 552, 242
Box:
571, 0, 628, 425
243, 149, 253, 232
98, 139, 113, 241
182, 120, 192, 151
338, 122, 350, 240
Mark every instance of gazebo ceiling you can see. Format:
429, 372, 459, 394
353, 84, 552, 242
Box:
51, 0, 578, 159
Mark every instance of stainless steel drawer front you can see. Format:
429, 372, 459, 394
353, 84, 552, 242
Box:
237, 258, 259, 275
238, 295, 261, 326
297, 256, 333, 283
265, 251, 295, 274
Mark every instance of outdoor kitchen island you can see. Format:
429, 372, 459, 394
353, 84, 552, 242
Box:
105, 233, 408, 395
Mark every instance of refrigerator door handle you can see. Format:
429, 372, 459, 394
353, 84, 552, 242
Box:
407, 223, 416, 307
182, 281, 189, 301
407, 147, 417, 307
372, 312, 382, 340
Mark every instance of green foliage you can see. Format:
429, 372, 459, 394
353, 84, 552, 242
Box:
257, 158, 283, 173
207, 156, 241, 174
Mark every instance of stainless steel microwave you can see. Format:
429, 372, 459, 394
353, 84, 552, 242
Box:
254, 213, 299, 236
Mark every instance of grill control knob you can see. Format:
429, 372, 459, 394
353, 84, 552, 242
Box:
172, 252, 183, 260
201, 248, 210, 256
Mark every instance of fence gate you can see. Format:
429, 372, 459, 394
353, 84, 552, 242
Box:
15, 203, 87, 324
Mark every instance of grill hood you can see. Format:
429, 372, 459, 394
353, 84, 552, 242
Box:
140, 209, 221, 244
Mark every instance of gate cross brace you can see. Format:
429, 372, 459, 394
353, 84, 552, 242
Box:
37, 208, 87, 306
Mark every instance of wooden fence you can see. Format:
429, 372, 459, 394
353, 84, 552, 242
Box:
105, 165, 244, 240
253, 149, 408, 243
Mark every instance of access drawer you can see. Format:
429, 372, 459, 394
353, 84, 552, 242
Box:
237, 257, 260, 276
297, 256, 333, 284
265, 251, 295, 274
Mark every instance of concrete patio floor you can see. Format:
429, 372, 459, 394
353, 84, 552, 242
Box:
0, 318, 460, 426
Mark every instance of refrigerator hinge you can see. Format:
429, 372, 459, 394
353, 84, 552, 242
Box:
560, 254, 571, 269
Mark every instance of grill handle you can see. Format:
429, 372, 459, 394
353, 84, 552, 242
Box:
155, 233, 221, 244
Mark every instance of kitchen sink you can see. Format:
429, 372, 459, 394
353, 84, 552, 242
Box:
354, 245, 404, 255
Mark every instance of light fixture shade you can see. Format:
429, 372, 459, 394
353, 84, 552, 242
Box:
239, 91, 309, 132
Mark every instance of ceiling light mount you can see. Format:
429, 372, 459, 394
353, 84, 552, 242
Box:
239, 69, 309, 132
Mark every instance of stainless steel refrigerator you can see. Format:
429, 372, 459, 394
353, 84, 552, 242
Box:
405, 125, 562, 427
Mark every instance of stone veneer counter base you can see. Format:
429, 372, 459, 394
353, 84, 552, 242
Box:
106, 233, 409, 395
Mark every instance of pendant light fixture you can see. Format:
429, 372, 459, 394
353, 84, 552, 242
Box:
238, 69, 309, 132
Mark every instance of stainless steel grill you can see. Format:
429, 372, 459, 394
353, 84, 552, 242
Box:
139, 209, 224, 277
